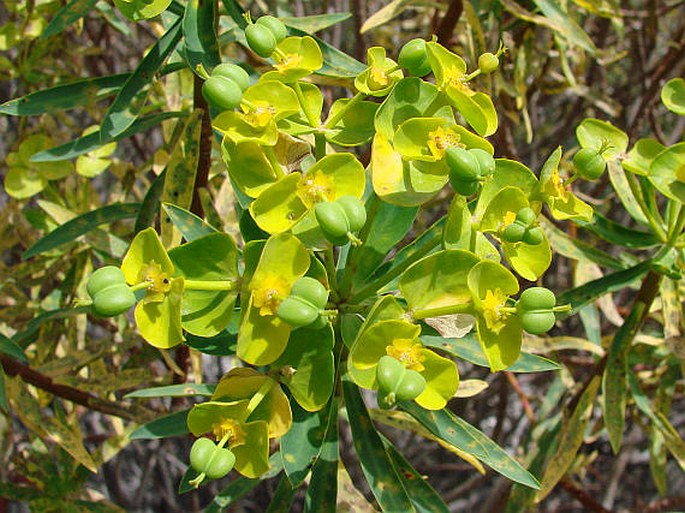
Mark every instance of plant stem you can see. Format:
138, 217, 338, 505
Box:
264, 146, 286, 179
323, 247, 339, 292
323, 92, 364, 129
411, 302, 474, 321
293, 80, 319, 128
246, 379, 274, 417
184, 279, 238, 291
624, 170, 667, 242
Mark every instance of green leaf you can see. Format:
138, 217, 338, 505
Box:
0, 333, 28, 362
607, 161, 650, 226
41, 0, 99, 39
576, 212, 659, 248
556, 260, 652, 318
400, 249, 479, 313
282, 13, 351, 33
129, 409, 190, 440
303, 396, 338, 513
162, 202, 217, 242
384, 440, 450, 513
360, 0, 412, 33
401, 402, 540, 489
0, 74, 128, 116
536, 376, 600, 500
135, 277, 185, 348
30, 111, 185, 162
273, 325, 334, 412
182, 0, 220, 72
11, 306, 90, 347
661, 77, 685, 116
622, 138, 666, 176
135, 170, 167, 233
576, 118, 628, 159
325, 98, 378, 147
22, 203, 140, 259
113, 0, 173, 21
281, 399, 332, 487
351, 200, 418, 291
100, 18, 183, 140
342, 379, 416, 512
530, 0, 596, 53
649, 142, 685, 203
421, 335, 560, 373
124, 383, 215, 399
249, 173, 308, 234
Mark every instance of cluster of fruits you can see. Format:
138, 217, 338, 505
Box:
86, 266, 136, 316
375, 355, 426, 409
502, 207, 544, 246
446, 146, 496, 196
275, 276, 329, 328
314, 195, 367, 246
516, 286, 558, 335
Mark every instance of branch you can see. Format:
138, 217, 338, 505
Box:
559, 478, 613, 513
0, 356, 155, 422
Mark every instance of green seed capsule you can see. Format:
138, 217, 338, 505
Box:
522, 226, 544, 245
521, 311, 556, 335
398, 38, 432, 77
290, 276, 328, 310
502, 222, 526, 243
315, 201, 351, 244
205, 448, 236, 480
336, 196, 366, 233
478, 52, 499, 74
573, 147, 606, 180
276, 295, 320, 328
87, 266, 127, 298
255, 15, 287, 43
515, 207, 536, 227
395, 370, 426, 401
92, 284, 136, 317
212, 63, 250, 91
202, 76, 243, 111
518, 287, 556, 312
376, 356, 406, 394
190, 437, 217, 473
446, 147, 479, 182
471, 148, 495, 177
245, 23, 277, 58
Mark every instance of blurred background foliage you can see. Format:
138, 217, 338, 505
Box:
0, 0, 684, 511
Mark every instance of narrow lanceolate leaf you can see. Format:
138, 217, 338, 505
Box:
282, 13, 351, 33
0, 74, 128, 116
41, 0, 99, 39
530, 0, 596, 53
556, 260, 652, 318
304, 398, 339, 513
162, 203, 217, 242
160, 110, 204, 248
182, 0, 220, 72
124, 383, 215, 399
100, 18, 183, 140
281, 398, 334, 488
129, 409, 190, 440
607, 161, 650, 226
0, 333, 28, 362
342, 379, 416, 512
31, 111, 185, 162
575, 212, 659, 249
11, 306, 91, 346
22, 203, 140, 259
603, 270, 662, 453
401, 402, 540, 489
384, 440, 450, 513
536, 376, 600, 501
135, 170, 167, 233
204, 455, 283, 513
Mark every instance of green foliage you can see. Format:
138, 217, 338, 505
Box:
1, 0, 684, 510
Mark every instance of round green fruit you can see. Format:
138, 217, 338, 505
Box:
521, 311, 556, 335
290, 276, 328, 310
245, 23, 277, 58
478, 52, 499, 74
212, 63, 250, 91
255, 15, 287, 42
518, 287, 556, 312
502, 222, 526, 243
276, 295, 320, 328
376, 355, 406, 394
573, 147, 606, 180
522, 226, 544, 245
336, 196, 366, 233
398, 38, 432, 77
315, 201, 350, 243
204, 448, 236, 480
202, 76, 242, 111
395, 370, 426, 401
87, 266, 127, 297
446, 147, 479, 182
515, 207, 536, 227
92, 284, 136, 317
471, 148, 495, 177
190, 437, 216, 472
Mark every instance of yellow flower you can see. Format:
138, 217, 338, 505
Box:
427, 126, 462, 160
251, 273, 290, 316
385, 338, 426, 372
138, 260, 172, 303
481, 288, 510, 334
212, 417, 247, 446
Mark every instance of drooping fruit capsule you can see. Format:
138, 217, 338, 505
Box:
398, 38, 432, 77
573, 147, 606, 180
255, 15, 287, 43
202, 76, 243, 111
245, 23, 277, 58
212, 63, 251, 91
